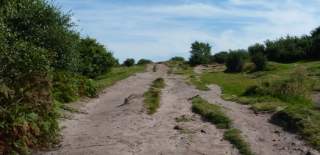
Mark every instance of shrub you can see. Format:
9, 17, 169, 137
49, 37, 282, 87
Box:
189, 41, 212, 66
52, 71, 98, 103
123, 58, 135, 67
248, 43, 265, 56
77, 38, 117, 78
137, 59, 152, 65
170, 56, 185, 62
226, 52, 246, 72
212, 51, 228, 64
309, 26, 320, 59
251, 52, 267, 71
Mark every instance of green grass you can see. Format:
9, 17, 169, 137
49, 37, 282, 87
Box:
94, 65, 146, 91
144, 78, 165, 115
167, 61, 209, 91
175, 115, 194, 122
198, 61, 320, 150
224, 129, 255, 155
191, 96, 254, 155
191, 96, 231, 129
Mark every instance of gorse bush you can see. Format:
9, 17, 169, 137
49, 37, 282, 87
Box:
226, 51, 246, 73
251, 52, 267, 71
170, 56, 185, 62
123, 58, 135, 67
211, 51, 228, 64
78, 38, 117, 78
137, 59, 152, 65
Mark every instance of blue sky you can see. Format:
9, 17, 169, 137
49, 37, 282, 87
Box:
57, 0, 320, 62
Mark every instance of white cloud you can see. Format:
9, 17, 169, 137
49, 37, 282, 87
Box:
58, 0, 320, 61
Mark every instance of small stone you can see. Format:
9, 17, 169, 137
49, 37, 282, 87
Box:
174, 125, 182, 130
200, 129, 206, 133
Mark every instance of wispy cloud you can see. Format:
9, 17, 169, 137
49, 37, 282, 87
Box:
57, 0, 320, 61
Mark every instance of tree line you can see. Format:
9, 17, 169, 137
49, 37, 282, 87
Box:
187, 26, 320, 72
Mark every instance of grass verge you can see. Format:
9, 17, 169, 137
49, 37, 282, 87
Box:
166, 61, 209, 90
191, 96, 254, 155
144, 78, 165, 115
199, 61, 320, 150
224, 129, 254, 155
94, 65, 146, 91
191, 96, 231, 129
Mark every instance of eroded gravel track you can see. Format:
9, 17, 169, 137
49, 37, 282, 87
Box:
43, 64, 319, 155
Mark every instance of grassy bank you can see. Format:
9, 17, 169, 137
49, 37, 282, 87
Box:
144, 78, 165, 114
166, 61, 209, 90
94, 65, 146, 91
198, 61, 320, 150
191, 96, 254, 155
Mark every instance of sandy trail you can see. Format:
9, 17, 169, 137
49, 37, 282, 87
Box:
42, 64, 319, 155
199, 85, 319, 155
43, 64, 236, 155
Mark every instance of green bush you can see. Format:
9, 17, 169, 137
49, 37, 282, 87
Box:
189, 41, 212, 66
212, 51, 228, 64
53, 71, 98, 103
137, 59, 152, 65
123, 58, 135, 67
77, 38, 117, 78
251, 52, 267, 71
226, 52, 246, 73
170, 56, 185, 62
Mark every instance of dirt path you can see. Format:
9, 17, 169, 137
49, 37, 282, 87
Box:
199, 85, 319, 155
42, 64, 319, 155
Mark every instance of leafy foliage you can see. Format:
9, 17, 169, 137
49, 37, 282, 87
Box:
0, 0, 116, 153
137, 59, 152, 65
251, 52, 267, 71
189, 41, 212, 66
77, 38, 117, 78
123, 58, 135, 67
211, 51, 229, 64
226, 51, 246, 72
170, 56, 185, 62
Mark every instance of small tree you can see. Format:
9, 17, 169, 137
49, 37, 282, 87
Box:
226, 52, 245, 72
251, 52, 267, 71
123, 58, 135, 67
137, 59, 152, 65
189, 41, 211, 66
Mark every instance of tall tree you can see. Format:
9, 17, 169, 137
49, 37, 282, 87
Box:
189, 41, 212, 66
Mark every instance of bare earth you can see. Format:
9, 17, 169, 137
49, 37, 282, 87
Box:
42, 64, 319, 155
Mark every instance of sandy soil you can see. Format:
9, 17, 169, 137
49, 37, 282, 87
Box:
41, 64, 319, 155
199, 85, 319, 155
